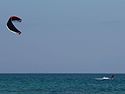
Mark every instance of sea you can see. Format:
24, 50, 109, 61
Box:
0, 73, 125, 94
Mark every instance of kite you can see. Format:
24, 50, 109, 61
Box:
6, 16, 22, 35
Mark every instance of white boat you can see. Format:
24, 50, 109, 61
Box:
95, 76, 112, 80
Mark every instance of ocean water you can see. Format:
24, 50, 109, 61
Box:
0, 74, 125, 94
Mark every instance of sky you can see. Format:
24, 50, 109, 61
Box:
0, 0, 125, 73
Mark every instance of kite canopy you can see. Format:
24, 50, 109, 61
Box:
7, 16, 22, 35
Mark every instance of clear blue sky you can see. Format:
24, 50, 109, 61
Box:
0, 0, 125, 73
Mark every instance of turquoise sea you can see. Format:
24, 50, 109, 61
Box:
0, 73, 125, 94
